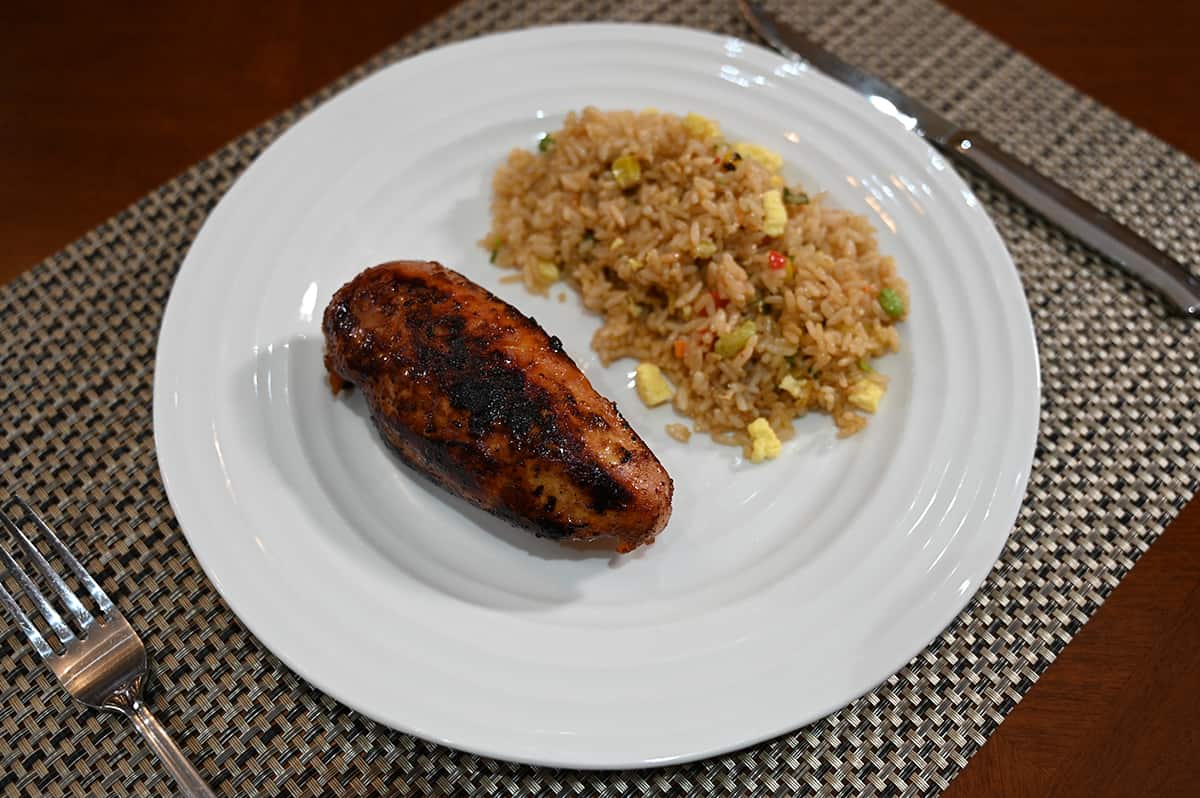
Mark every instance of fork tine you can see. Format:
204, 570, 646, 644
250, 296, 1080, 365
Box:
10, 497, 115, 616
0, 577, 54, 658
0, 540, 76, 649
0, 503, 94, 632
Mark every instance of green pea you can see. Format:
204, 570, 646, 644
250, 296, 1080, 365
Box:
878, 287, 905, 318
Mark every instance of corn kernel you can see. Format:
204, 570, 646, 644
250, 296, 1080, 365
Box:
611, 154, 642, 189
733, 142, 784, 173
535, 260, 560, 284
634, 363, 675, 407
683, 112, 721, 140
847, 380, 886, 413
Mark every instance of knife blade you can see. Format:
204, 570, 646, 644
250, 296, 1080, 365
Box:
738, 0, 1200, 318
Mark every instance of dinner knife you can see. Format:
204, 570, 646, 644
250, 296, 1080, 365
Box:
738, 0, 1200, 318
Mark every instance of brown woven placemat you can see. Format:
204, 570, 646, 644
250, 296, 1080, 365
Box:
2, 0, 1198, 795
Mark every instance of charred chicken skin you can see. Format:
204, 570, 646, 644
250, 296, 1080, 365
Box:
322, 261, 673, 552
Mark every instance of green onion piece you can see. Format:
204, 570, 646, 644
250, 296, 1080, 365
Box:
857, 357, 874, 373
783, 187, 810, 205
878, 287, 906, 318
611, 154, 642, 189
489, 247, 500, 264
714, 320, 757, 358
538, 133, 555, 152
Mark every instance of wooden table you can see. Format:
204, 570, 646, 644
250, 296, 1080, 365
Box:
2, 2, 1196, 794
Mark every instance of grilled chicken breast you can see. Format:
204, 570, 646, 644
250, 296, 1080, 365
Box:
322, 261, 673, 552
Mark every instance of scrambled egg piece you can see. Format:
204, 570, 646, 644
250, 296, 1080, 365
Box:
848, 380, 886, 413
734, 141, 784, 173
778, 375, 809, 400
761, 189, 787, 236
747, 417, 782, 463
635, 363, 675, 407
683, 112, 721, 140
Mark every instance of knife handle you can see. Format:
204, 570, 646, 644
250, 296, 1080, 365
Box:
945, 130, 1200, 318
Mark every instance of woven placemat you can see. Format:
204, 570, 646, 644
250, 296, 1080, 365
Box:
2, 0, 1197, 795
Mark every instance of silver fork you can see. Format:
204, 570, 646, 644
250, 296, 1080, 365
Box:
0, 496, 216, 797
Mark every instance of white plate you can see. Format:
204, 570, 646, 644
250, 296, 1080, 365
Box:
154, 24, 1039, 769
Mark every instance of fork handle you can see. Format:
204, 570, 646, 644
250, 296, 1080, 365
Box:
130, 702, 217, 797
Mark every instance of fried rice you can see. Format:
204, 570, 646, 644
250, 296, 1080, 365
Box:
482, 107, 909, 459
